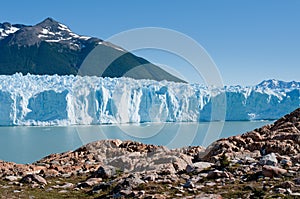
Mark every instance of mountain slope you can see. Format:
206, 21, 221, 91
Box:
0, 18, 184, 82
201, 107, 300, 162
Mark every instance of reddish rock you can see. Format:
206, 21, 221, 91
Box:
42, 169, 59, 177
262, 165, 287, 178
202, 108, 300, 162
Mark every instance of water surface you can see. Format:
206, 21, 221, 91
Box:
0, 121, 273, 164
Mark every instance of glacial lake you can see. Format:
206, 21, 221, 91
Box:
0, 121, 273, 164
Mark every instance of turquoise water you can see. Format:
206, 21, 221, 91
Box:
0, 121, 273, 164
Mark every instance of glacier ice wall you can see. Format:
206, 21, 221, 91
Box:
0, 74, 299, 126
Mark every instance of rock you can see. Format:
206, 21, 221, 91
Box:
205, 182, 217, 186
262, 165, 287, 177
186, 164, 194, 173
20, 174, 47, 185
180, 174, 190, 180
92, 182, 111, 193
172, 154, 192, 171
193, 194, 223, 199
279, 181, 294, 189
207, 170, 230, 179
78, 178, 102, 188
243, 156, 257, 164
260, 153, 278, 166
280, 158, 293, 167
193, 162, 213, 171
157, 164, 176, 175
201, 109, 300, 162
294, 178, 300, 185
183, 180, 194, 188
50, 160, 60, 165
143, 173, 157, 181
185, 161, 214, 174
291, 192, 300, 196
243, 131, 263, 142
52, 182, 74, 189
42, 169, 59, 177
144, 194, 167, 199
58, 190, 68, 193
4, 175, 19, 181
275, 187, 286, 194
292, 154, 300, 163
119, 189, 134, 196
199, 173, 208, 178
92, 165, 116, 179
123, 174, 145, 189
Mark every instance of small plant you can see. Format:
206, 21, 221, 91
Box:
250, 188, 265, 199
220, 152, 230, 168
115, 168, 123, 176
136, 183, 146, 190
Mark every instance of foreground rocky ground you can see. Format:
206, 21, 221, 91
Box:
1, 108, 300, 198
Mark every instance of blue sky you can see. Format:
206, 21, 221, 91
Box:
1, 0, 299, 85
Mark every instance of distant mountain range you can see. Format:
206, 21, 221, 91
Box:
256, 79, 300, 89
0, 18, 183, 82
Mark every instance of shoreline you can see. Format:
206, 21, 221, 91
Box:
0, 109, 299, 198
0, 120, 274, 164
0, 119, 276, 128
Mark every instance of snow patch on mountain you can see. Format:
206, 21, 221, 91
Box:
0, 24, 20, 39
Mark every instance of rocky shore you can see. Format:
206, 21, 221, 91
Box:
1, 108, 300, 198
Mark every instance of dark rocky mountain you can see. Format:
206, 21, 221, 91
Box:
0, 18, 184, 82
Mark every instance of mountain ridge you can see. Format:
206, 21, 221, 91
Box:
257, 79, 300, 89
0, 18, 184, 82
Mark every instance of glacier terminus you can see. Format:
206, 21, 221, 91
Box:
0, 74, 299, 126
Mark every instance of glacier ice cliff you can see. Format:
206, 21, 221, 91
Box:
0, 74, 299, 126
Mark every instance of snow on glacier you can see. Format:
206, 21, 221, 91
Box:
0, 73, 299, 126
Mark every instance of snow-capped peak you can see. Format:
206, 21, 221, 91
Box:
0, 22, 20, 39
0, 17, 100, 50
0, 18, 129, 53
258, 79, 300, 89
35, 18, 92, 48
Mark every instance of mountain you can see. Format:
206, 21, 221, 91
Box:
0, 74, 298, 126
257, 79, 300, 89
0, 18, 183, 82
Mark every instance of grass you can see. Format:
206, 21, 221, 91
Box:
0, 169, 298, 198
0, 174, 100, 199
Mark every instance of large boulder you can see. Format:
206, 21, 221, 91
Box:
262, 165, 287, 177
92, 165, 116, 179
260, 153, 278, 166
20, 174, 47, 185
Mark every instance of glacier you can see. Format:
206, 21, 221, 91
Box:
0, 73, 299, 126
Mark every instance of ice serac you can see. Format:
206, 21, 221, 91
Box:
0, 74, 299, 126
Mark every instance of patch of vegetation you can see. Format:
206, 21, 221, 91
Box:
219, 152, 230, 168
250, 188, 266, 199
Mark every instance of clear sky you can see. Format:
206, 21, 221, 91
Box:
1, 0, 299, 85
